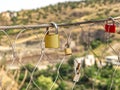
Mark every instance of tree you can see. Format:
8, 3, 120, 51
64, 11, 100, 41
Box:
37, 75, 58, 90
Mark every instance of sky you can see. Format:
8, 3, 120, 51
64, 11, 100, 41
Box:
0, 0, 80, 13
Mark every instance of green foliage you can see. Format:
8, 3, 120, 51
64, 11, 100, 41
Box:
91, 39, 102, 49
68, 56, 77, 67
19, 59, 120, 90
56, 81, 67, 90
69, 3, 77, 9
84, 65, 98, 77
19, 73, 25, 81
42, 14, 48, 19
37, 75, 58, 90
24, 64, 38, 72
21, 19, 29, 24
105, 9, 111, 16
11, 17, 17, 24
59, 63, 72, 79
39, 66, 55, 77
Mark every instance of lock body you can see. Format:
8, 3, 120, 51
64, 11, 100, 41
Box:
45, 34, 59, 48
64, 48, 72, 55
105, 24, 116, 33
73, 73, 80, 82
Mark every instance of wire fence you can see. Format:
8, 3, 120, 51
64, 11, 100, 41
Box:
0, 17, 120, 90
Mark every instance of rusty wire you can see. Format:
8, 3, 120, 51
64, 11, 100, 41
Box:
0, 17, 120, 30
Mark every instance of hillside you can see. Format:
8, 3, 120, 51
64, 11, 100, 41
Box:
0, 0, 120, 25
0, 0, 120, 90
0, 0, 120, 59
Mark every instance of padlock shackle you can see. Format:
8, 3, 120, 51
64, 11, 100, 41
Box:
51, 22, 58, 34
105, 17, 115, 24
46, 22, 58, 34
65, 42, 70, 48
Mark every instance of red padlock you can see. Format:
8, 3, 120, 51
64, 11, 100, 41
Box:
105, 20, 116, 33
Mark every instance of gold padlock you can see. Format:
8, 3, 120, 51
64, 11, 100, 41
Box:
45, 22, 59, 48
65, 48, 72, 55
64, 43, 72, 55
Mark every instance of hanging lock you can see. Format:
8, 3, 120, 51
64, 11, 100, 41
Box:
45, 22, 59, 48
64, 43, 72, 55
73, 63, 81, 82
105, 19, 116, 33
73, 73, 80, 82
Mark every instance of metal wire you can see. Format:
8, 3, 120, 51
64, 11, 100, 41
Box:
108, 18, 120, 90
86, 23, 97, 90
109, 48, 120, 90
0, 17, 119, 30
6, 26, 44, 90
0, 30, 16, 74
96, 17, 120, 90
109, 65, 119, 90
50, 56, 65, 90
25, 25, 61, 89
25, 30, 48, 90
96, 18, 119, 90
10, 27, 40, 90
73, 24, 97, 90
72, 82, 77, 90
50, 29, 72, 90
0, 16, 120, 90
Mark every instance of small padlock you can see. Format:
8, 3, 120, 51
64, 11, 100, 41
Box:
105, 19, 116, 33
64, 43, 72, 55
73, 73, 80, 82
45, 22, 59, 48
73, 62, 81, 82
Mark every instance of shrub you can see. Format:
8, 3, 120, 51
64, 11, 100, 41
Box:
68, 56, 77, 67
91, 39, 102, 49
37, 75, 58, 90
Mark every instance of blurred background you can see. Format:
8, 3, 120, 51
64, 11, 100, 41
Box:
0, 0, 120, 90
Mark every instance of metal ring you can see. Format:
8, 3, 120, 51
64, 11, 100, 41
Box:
106, 17, 115, 24
50, 22, 58, 34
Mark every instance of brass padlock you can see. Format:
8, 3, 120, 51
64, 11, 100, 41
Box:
45, 22, 59, 48
64, 43, 72, 55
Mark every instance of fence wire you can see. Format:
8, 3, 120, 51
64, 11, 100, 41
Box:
0, 17, 120, 90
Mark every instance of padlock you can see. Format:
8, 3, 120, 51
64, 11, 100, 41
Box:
65, 48, 72, 55
45, 22, 59, 48
73, 62, 81, 82
64, 43, 72, 55
73, 73, 80, 82
105, 20, 116, 33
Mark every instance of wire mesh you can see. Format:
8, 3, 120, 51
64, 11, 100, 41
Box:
0, 17, 120, 90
